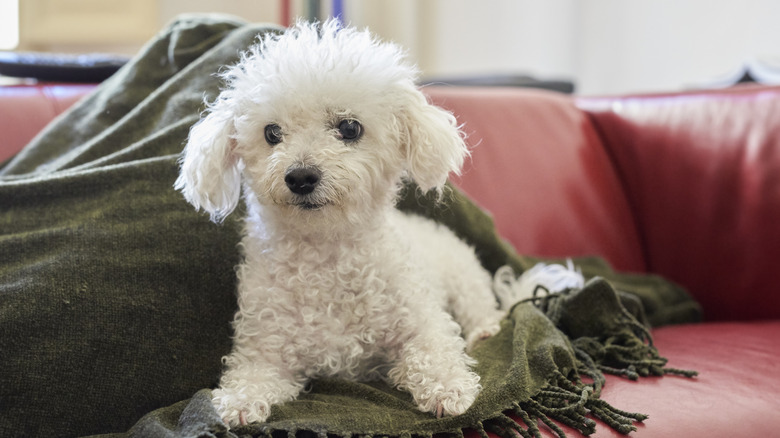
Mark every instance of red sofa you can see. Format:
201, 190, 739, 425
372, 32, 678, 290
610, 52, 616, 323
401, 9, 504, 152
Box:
2, 83, 779, 437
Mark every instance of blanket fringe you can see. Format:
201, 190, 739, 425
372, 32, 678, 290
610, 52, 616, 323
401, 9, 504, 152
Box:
498, 263, 698, 381
485, 263, 700, 437
473, 421, 491, 438
483, 370, 648, 438
572, 330, 697, 380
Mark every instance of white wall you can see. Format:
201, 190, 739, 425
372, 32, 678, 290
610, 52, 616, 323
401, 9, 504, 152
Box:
158, 0, 279, 25
575, 0, 780, 94
349, 0, 780, 95
12, 0, 780, 95
418, 0, 577, 80
346, 0, 578, 83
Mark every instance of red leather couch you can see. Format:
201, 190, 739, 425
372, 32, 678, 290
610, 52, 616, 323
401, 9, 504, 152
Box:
2, 83, 779, 437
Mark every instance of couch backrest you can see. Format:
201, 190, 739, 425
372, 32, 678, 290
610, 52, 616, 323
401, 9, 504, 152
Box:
577, 85, 780, 321
427, 85, 780, 322
425, 87, 646, 274
5, 84, 778, 321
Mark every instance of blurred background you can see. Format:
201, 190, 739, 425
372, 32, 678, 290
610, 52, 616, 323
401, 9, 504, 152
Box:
1, 0, 780, 95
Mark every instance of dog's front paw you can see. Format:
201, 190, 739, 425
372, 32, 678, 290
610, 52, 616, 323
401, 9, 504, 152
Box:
416, 370, 482, 418
212, 387, 270, 428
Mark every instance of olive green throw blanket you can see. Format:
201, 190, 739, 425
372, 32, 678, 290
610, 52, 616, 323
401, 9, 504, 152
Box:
0, 16, 701, 438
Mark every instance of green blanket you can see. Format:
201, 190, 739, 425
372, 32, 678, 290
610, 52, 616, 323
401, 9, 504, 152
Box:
0, 15, 701, 438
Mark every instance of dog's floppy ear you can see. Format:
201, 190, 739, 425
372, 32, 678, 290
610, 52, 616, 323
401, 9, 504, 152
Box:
398, 87, 469, 194
174, 101, 241, 222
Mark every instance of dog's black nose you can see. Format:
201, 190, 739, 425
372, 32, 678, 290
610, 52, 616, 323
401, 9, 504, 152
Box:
285, 167, 321, 195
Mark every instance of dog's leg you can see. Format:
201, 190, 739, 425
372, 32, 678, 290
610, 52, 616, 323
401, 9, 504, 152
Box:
387, 310, 482, 417
443, 256, 505, 350
212, 356, 305, 427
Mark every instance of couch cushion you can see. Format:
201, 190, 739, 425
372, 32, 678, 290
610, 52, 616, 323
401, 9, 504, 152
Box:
460, 320, 780, 437
426, 87, 646, 273
590, 321, 780, 437
578, 86, 780, 321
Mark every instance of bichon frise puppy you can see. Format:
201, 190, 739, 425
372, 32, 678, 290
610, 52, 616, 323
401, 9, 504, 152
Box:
175, 20, 506, 427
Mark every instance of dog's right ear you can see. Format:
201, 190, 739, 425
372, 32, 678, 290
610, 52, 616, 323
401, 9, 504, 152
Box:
174, 102, 241, 223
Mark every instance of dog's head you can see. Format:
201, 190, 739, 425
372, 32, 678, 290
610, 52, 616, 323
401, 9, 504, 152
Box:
175, 20, 468, 226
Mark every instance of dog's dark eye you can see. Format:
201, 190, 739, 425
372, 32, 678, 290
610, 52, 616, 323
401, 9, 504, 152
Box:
264, 124, 283, 145
338, 119, 362, 142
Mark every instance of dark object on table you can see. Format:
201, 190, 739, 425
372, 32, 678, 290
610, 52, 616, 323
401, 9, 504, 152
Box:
0, 51, 130, 83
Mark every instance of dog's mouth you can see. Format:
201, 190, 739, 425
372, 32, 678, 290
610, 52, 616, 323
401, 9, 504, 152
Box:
293, 200, 328, 211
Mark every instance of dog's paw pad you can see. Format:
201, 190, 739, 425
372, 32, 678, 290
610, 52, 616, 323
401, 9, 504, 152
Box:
430, 391, 474, 417
212, 389, 269, 428
435, 402, 444, 419
423, 374, 481, 418
219, 408, 266, 428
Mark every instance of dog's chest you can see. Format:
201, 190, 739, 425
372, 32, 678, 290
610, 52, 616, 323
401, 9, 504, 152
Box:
247, 240, 408, 376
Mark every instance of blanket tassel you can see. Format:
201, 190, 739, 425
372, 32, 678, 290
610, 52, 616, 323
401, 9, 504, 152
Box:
484, 369, 650, 437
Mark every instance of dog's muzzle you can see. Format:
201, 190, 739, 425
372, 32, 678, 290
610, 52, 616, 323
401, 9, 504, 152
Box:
285, 167, 321, 195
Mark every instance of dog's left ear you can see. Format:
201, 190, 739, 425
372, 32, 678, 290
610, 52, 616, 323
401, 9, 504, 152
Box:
399, 88, 469, 193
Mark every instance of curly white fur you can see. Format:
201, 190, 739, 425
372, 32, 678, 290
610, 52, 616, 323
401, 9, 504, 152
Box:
175, 20, 505, 427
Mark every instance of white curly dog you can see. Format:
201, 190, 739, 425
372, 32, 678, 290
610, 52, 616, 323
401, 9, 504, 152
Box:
175, 20, 506, 427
